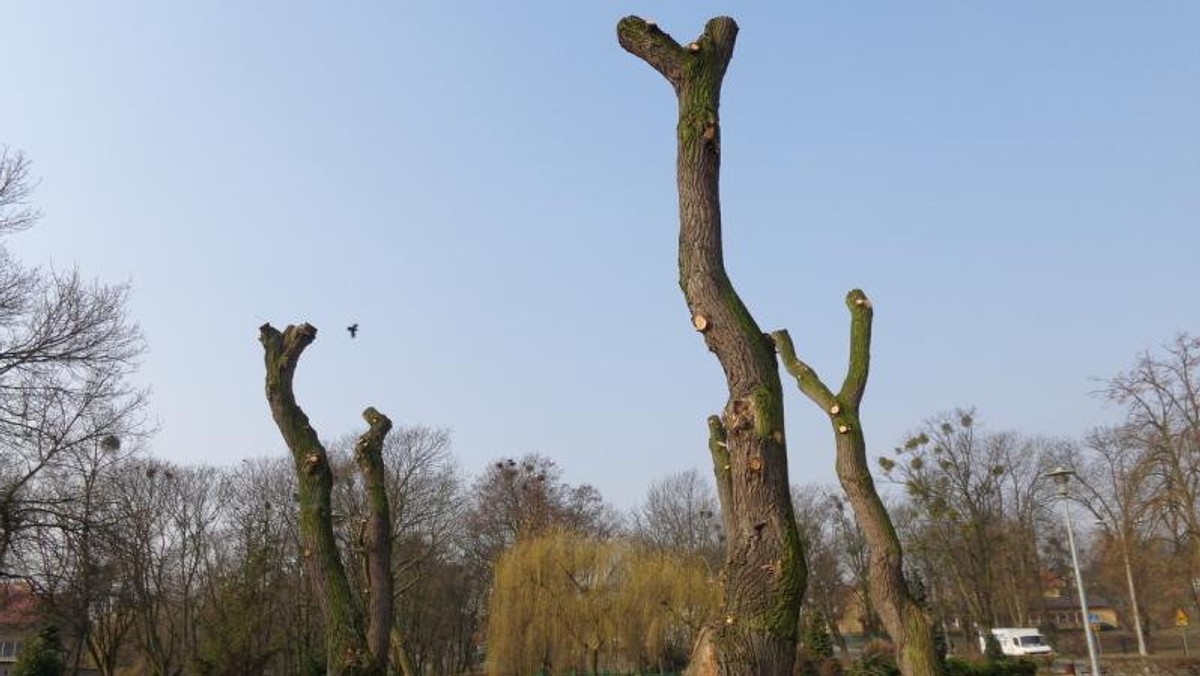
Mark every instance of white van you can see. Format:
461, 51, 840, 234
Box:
979, 628, 1054, 657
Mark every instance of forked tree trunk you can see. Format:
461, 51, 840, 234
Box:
774, 294, 943, 676
259, 323, 393, 676
618, 17, 805, 676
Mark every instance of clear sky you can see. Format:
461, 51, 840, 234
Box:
3, 2, 1197, 508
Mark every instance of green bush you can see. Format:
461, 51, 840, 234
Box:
11, 625, 64, 676
943, 656, 1037, 676
982, 634, 1004, 663
847, 639, 899, 676
803, 612, 835, 661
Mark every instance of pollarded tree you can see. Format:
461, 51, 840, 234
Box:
618, 17, 805, 674
775, 294, 941, 676
329, 426, 466, 676
259, 323, 394, 676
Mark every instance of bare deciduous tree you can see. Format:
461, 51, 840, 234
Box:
882, 411, 1004, 633
0, 148, 149, 576
198, 457, 321, 676
1073, 426, 1156, 655
881, 410, 1062, 659
632, 468, 722, 569
791, 485, 854, 655
22, 436, 136, 676
1101, 333, 1200, 604
0, 147, 40, 233
463, 453, 615, 574
110, 460, 222, 675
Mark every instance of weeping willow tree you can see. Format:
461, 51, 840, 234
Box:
615, 549, 717, 674
486, 531, 717, 676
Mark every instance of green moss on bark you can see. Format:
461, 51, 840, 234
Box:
764, 515, 806, 640
750, 385, 783, 442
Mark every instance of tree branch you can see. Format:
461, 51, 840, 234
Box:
772, 329, 836, 412
0, 147, 41, 233
838, 289, 873, 407
259, 324, 316, 402
616, 17, 686, 87
617, 16, 738, 95
706, 415, 733, 541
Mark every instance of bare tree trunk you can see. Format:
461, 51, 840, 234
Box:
356, 407, 394, 663
389, 626, 417, 676
619, 17, 804, 676
260, 323, 392, 676
775, 294, 943, 676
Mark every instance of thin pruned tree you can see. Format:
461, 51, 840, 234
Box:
775, 295, 941, 676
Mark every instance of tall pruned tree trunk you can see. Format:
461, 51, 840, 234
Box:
774, 293, 943, 676
356, 407, 395, 665
260, 323, 393, 676
618, 17, 805, 676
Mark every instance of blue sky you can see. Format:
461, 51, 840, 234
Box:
3, 2, 1197, 508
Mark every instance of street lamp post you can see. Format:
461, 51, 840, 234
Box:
1048, 467, 1101, 676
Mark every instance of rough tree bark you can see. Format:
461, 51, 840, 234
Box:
356, 408, 395, 666
260, 323, 393, 676
774, 292, 942, 676
618, 17, 805, 676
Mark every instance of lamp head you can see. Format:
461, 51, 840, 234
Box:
1047, 466, 1074, 495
